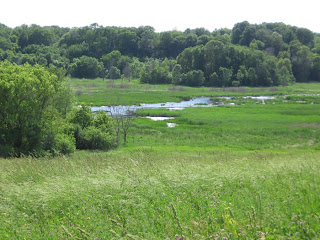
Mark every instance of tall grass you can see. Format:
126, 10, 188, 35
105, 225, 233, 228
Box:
1, 150, 319, 239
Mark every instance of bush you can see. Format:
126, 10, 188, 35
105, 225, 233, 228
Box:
69, 107, 116, 150
55, 134, 76, 155
77, 126, 114, 150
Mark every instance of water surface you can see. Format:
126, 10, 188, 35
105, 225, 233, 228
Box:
91, 96, 275, 116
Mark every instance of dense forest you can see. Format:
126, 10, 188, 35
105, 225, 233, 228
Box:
1, 21, 320, 86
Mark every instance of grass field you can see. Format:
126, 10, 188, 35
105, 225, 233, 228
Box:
1, 79, 320, 239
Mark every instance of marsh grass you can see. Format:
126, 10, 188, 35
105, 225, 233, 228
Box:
133, 103, 320, 151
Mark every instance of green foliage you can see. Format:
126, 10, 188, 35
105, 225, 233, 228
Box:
66, 43, 89, 59
69, 105, 93, 128
77, 126, 114, 150
69, 106, 116, 150
68, 56, 104, 78
53, 133, 76, 155
149, 66, 172, 84
0, 61, 72, 156
180, 70, 204, 86
0, 21, 319, 85
107, 66, 121, 79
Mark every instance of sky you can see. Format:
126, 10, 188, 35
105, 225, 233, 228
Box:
1, 0, 319, 33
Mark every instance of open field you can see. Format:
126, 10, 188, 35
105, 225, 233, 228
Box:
1, 80, 320, 239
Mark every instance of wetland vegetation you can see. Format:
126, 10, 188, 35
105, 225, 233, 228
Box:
1, 78, 320, 239
1, 21, 320, 239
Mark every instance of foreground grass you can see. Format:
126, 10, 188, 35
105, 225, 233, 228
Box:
1, 150, 320, 239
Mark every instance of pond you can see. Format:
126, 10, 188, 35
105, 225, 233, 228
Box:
91, 96, 275, 116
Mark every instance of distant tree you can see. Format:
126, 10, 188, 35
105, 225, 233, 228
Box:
117, 30, 138, 56
108, 66, 121, 79
28, 25, 58, 46
240, 25, 256, 46
218, 67, 233, 87
206, 72, 219, 87
172, 64, 182, 84
130, 58, 144, 78
181, 70, 204, 86
289, 40, 313, 81
236, 69, 245, 85
296, 28, 314, 47
197, 35, 213, 45
66, 43, 89, 59
247, 67, 257, 86
231, 21, 250, 44
311, 55, 320, 81
68, 56, 103, 78
204, 40, 226, 78
148, 66, 172, 84
137, 26, 156, 57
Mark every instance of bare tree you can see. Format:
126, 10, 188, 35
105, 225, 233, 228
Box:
110, 105, 134, 144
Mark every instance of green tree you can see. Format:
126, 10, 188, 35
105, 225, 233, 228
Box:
311, 55, 320, 81
149, 66, 172, 84
181, 70, 204, 86
108, 66, 121, 79
247, 67, 257, 86
289, 40, 313, 81
0, 61, 72, 156
236, 69, 245, 85
68, 56, 104, 78
66, 43, 89, 59
218, 67, 233, 87
172, 64, 182, 84
204, 40, 226, 78
206, 72, 219, 86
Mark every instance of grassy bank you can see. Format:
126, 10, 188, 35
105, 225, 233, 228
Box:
1, 80, 320, 239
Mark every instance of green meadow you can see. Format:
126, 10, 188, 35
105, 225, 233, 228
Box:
1, 80, 320, 239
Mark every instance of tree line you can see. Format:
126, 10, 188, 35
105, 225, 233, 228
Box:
0, 21, 320, 87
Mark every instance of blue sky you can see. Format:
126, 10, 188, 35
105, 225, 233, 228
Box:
1, 0, 319, 33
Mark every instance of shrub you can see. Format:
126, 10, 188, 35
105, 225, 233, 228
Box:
54, 134, 76, 155
69, 107, 116, 150
77, 126, 114, 150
